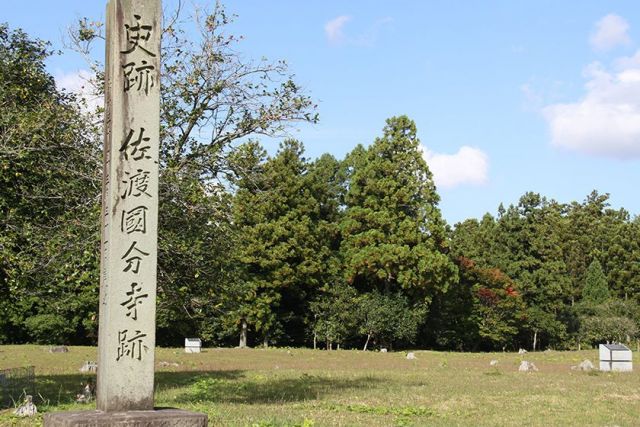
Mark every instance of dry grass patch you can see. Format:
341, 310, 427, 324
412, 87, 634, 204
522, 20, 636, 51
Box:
0, 346, 639, 426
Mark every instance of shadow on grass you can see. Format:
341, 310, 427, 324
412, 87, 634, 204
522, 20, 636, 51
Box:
166, 371, 383, 405
29, 370, 382, 407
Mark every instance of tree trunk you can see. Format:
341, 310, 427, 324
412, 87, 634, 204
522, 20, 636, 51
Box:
313, 315, 318, 350
239, 319, 248, 348
533, 331, 538, 352
363, 333, 371, 351
263, 337, 268, 348
337, 343, 340, 351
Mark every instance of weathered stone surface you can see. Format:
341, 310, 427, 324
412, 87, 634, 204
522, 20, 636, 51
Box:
571, 359, 595, 371
79, 361, 98, 373
13, 395, 37, 417
406, 352, 417, 360
75, 380, 95, 403
518, 360, 538, 372
97, 0, 162, 412
44, 409, 207, 426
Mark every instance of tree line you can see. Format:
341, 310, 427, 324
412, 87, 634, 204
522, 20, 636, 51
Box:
1, 8, 639, 351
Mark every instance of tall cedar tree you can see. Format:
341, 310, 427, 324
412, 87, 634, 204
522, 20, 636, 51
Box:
492, 194, 570, 349
231, 140, 330, 346
582, 259, 610, 304
340, 116, 456, 303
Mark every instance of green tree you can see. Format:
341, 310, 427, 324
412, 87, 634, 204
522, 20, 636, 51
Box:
340, 116, 456, 301
441, 190, 640, 351
0, 24, 101, 344
561, 191, 622, 304
155, 4, 317, 346
598, 210, 640, 301
582, 259, 610, 304
231, 140, 331, 346
576, 300, 639, 347
310, 281, 358, 350
357, 291, 424, 350
493, 194, 570, 349
65, 3, 319, 346
464, 259, 525, 351
579, 316, 637, 346
430, 256, 525, 351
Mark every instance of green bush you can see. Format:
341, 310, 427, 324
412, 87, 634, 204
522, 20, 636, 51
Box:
24, 314, 75, 344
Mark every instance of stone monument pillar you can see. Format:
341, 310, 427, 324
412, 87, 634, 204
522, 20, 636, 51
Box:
44, 1, 207, 425
97, 0, 161, 411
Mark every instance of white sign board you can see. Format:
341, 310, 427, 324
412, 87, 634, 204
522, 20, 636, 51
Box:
599, 344, 632, 372
185, 338, 202, 353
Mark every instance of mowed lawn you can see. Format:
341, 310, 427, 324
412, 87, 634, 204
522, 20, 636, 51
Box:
0, 346, 639, 426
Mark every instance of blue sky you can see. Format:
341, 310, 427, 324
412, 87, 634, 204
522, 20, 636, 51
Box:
5, 1, 640, 224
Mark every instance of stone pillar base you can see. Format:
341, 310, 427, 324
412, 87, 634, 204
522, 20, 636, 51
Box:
44, 409, 208, 426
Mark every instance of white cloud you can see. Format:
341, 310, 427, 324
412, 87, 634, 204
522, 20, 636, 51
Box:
324, 15, 392, 47
543, 51, 640, 158
590, 14, 631, 51
324, 15, 351, 45
55, 69, 103, 112
421, 146, 489, 189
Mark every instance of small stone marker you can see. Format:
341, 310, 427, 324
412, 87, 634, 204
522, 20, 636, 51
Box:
76, 380, 95, 403
185, 338, 202, 353
406, 352, 417, 360
49, 346, 69, 353
79, 361, 97, 373
518, 348, 527, 355
158, 361, 180, 367
571, 359, 594, 371
489, 359, 499, 367
518, 360, 538, 372
14, 395, 37, 417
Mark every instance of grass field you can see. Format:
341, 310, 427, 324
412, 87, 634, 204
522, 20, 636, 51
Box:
0, 345, 638, 426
